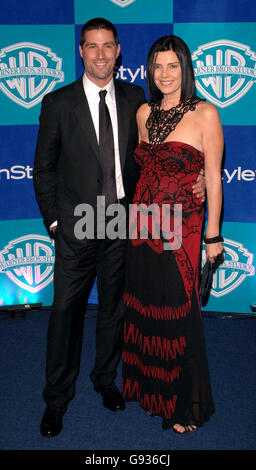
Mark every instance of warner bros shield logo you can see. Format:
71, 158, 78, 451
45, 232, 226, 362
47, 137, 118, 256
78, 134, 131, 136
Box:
0, 235, 55, 293
0, 42, 64, 108
202, 238, 255, 297
109, 0, 136, 7
192, 39, 256, 108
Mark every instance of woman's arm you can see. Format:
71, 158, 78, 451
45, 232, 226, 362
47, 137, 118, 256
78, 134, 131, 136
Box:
201, 103, 224, 262
136, 103, 151, 142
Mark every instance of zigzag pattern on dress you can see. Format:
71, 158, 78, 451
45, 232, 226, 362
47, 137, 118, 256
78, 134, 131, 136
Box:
122, 351, 182, 383
124, 292, 191, 321
122, 378, 178, 419
124, 322, 187, 360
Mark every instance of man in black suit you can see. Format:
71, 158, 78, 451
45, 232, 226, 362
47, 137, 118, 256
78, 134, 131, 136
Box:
33, 18, 146, 437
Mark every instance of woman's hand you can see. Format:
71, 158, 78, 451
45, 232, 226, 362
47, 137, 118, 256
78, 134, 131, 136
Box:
205, 242, 224, 264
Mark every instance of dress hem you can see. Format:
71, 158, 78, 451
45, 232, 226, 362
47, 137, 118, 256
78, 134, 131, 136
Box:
123, 397, 215, 430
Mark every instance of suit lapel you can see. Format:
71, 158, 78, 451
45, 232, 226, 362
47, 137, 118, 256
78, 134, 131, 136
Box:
72, 78, 132, 169
72, 78, 100, 161
114, 80, 130, 171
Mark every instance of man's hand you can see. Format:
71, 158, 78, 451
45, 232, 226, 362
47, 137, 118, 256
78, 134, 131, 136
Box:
50, 221, 57, 234
192, 168, 205, 202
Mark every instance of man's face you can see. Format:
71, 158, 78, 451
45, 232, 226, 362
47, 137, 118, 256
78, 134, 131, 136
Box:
79, 28, 120, 87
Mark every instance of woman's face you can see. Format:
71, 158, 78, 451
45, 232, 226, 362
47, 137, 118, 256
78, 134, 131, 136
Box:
153, 49, 182, 100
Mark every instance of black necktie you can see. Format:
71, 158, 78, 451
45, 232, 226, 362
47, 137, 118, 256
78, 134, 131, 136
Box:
98, 89, 117, 206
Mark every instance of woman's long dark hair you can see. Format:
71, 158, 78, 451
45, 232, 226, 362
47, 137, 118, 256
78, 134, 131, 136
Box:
146, 35, 195, 104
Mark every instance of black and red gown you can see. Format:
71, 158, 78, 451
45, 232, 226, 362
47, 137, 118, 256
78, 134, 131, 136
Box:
121, 99, 215, 429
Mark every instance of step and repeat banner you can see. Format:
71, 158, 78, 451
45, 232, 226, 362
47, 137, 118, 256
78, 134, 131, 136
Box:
0, 0, 255, 313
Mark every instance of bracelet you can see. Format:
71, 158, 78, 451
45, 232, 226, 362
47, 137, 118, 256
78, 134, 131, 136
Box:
204, 235, 223, 244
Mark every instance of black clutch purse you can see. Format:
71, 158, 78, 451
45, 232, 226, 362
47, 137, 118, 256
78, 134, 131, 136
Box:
199, 259, 213, 297
199, 253, 224, 298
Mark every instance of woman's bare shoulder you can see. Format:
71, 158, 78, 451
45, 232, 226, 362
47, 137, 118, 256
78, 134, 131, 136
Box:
196, 100, 220, 119
136, 102, 151, 121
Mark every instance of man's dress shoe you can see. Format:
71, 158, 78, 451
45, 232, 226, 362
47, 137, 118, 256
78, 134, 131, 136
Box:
40, 406, 66, 437
94, 383, 125, 411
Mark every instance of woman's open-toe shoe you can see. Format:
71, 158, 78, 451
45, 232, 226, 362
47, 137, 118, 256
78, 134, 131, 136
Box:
173, 424, 197, 434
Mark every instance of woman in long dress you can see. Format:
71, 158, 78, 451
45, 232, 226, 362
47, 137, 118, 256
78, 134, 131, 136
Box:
122, 35, 224, 433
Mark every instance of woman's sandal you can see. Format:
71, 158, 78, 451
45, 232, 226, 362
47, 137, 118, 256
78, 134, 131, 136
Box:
173, 424, 197, 434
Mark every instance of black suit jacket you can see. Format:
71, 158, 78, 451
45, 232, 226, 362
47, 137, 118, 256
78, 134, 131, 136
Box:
33, 76, 146, 239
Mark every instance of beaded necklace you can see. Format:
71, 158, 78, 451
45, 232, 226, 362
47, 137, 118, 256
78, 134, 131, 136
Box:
146, 96, 203, 145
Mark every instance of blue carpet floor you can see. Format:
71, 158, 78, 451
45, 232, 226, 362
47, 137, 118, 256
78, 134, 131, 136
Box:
0, 307, 255, 456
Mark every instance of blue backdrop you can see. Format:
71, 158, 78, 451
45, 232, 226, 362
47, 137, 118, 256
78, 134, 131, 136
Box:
0, 0, 255, 314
